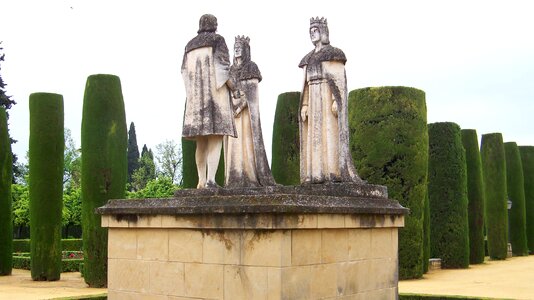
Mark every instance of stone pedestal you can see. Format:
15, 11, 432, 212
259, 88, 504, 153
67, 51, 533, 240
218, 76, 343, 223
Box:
98, 183, 407, 300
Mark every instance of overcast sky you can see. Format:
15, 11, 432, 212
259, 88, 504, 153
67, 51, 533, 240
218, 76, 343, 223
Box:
2, 0, 533, 164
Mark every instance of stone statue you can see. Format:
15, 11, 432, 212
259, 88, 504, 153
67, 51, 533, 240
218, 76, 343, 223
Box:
299, 17, 363, 184
182, 14, 237, 189
224, 36, 277, 187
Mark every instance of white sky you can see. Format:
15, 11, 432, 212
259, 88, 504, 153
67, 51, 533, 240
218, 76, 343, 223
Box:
2, 0, 534, 164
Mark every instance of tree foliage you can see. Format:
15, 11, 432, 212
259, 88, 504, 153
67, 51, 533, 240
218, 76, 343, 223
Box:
81, 74, 127, 287
348, 87, 428, 279
29, 92, 64, 281
155, 139, 182, 184
271, 92, 300, 185
504, 142, 529, 256
127, 122, 140, 186
0, 106, 13, 275
428, 122, 469, 269
519, 146, 534, 254
128, 177, 177, 199
461, 129, 486, 264
131, 146, 156, 191
481, 133, 508, 260
63, 128, 81, 189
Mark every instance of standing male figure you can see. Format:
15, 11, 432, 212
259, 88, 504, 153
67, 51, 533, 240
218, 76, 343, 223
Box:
182, 14, 237, 188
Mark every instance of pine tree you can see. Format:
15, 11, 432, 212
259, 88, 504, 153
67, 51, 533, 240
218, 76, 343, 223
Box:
127, 122, 140, 186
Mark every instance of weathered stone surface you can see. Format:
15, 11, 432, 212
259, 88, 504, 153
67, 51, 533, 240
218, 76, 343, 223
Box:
96, 183, 407, 216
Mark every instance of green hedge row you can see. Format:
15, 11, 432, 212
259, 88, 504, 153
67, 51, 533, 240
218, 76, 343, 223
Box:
12, 255, 83, 272
519, 146, 534, 253
481, 133, 508, 260
13, 239, 83, 253
428, 122, 469, 269
504, 142, 528, 256
461, 129, 486, 264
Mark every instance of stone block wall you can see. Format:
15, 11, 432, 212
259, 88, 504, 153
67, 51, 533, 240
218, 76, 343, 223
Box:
102, 213, 403, 299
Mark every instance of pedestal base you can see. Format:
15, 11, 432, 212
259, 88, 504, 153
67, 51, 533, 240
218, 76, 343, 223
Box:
98, 184, 407, 299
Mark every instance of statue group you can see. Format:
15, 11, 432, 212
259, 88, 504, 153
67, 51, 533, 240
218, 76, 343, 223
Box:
182, 14, 362, 189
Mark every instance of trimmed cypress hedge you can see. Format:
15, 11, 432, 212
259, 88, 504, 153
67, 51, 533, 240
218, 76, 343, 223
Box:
81, 74, 127, 287
271, 92, 300, 186
348, 87, 428, 279
423, 191, 430, 273
428, 122, 469, 268
29, 93, 64, 281
480, 133, 508, 260
181, 138, 224, 188
0, 107, 12, 275
13, 238, 83, 253
519, 146, 534, 254
504, 142, 528, 256
461, 129, 486, 264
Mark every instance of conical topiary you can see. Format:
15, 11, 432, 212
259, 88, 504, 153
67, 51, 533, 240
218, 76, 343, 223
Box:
461, 129, 486, 264
271, 92, 300, 186
504, 142, 528, 256
428, 122, 469, 269
81, 74, 127, 287
29, 93, 64, 280
481, 133, 508, 260
519, 146, 534, 254
0, 107, 13, 275
348, 86, 428, 279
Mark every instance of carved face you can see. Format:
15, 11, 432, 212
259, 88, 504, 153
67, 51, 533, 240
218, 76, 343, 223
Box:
310, 27, 321, 44
234, 43, 242, 58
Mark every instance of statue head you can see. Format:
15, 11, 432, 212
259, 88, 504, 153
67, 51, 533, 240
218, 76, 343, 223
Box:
309, 17, 329, 45
198, 14, 218, 34
234, 35, 251, 63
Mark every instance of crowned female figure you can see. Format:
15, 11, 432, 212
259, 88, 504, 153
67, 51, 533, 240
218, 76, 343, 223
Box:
224, 36, 276, 187
299, 17, 362, 184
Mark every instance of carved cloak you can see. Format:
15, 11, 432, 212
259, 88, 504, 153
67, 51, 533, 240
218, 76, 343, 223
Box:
224, 61, 276, 187
298, 45, 361, 183
181, 32, 236, 138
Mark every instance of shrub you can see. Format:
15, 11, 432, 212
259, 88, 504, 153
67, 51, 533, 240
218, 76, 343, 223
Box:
29, 93, 64, 281
423, 191, 430, 273
0, 107, 12, 275
271, 92, 300, 185
13, 239, 82, 253
480, 133, 508, 260
519, 146, 534, 254
428, 122, 469, 268
81, 74, 127, 287
348, 87, 428, 279
461, 129, 486, 264
504, 142, 529, 256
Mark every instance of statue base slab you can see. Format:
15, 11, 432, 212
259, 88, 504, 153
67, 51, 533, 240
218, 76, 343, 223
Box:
98, 183, 407, 299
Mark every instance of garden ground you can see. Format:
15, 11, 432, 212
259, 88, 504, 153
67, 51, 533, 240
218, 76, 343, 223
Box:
399, 255, 534, 299
1, 256, 533, 299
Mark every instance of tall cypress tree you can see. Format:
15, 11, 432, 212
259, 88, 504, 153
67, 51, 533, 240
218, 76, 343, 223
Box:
481, 133, 508, 260
81, 74, 127, 287
0, 106, 12, 275
504, 142, 528, 256
461, 129, 486, 264
422, 191, 430, 273
349, 87, 428, 278
127, 122, 140, 185
428, 122, 469, 269
519, 146, 534, 254
29, 93, 64, 280
271, 92, 300, 186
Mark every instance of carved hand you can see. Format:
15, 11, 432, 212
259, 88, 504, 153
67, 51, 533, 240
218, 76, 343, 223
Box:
332, 101, 338, 118
301, 106, 308, 122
